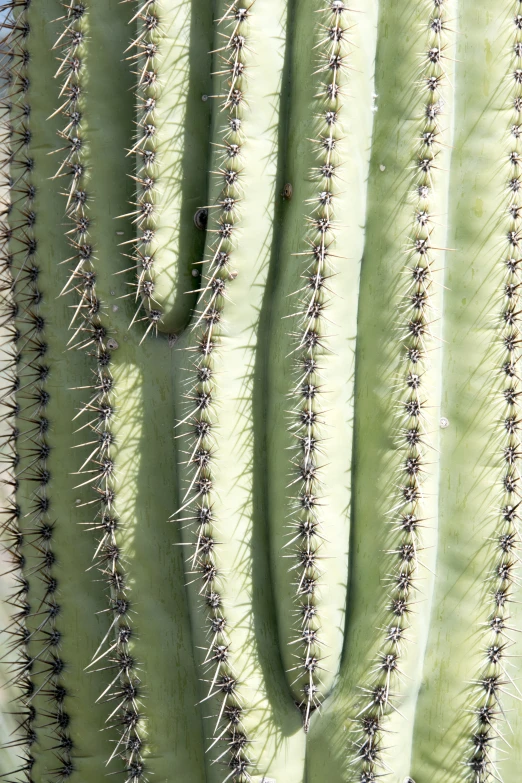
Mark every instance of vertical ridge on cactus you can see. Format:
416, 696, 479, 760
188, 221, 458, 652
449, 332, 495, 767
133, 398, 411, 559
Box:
173, 2, 307, 779
479, 8, 522, 776
119, 0, 212, 337
279, 0, 354, 733
410, 2, 522, 780
7, 2, 72, 779
459, 8, 522, 778
304, 1, 455, 780
173, 2, 257, 775
0, 3, 117, 780
50, 4, 149, 779
347, 0, 452, 778
2, 0, 522, 782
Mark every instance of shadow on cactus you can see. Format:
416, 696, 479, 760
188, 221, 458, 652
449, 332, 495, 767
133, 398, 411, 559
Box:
0, 0, 521, 782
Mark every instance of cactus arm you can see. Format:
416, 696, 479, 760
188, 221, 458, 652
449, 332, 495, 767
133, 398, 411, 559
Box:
264, 0, 378, 726
173, 2, 307, 780
123, 0, 214, 337
410, 2, 522, 779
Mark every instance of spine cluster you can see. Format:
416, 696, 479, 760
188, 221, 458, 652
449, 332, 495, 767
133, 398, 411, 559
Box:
284, 0, 352, 732
52, 4, 146, 781
173, 4, 254, 781
120, 0, 163, 340
0, 1, 71, 780
465, 7, 522, 780
351, 3, 448, 780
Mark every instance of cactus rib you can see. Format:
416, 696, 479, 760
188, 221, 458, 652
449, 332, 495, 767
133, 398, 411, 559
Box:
464, 8, 522, 780
348, 0, 450, 777
118, 0, 211, 338
172, 4, 255, 779
1, 1, 74, 779
119, 0, 163, 341
51, 3, 147, 779
282, 0, 354, 732
408, 3, 522, 779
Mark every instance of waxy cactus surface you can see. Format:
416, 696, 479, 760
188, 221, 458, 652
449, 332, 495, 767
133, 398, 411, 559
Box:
1, 0, 522, 782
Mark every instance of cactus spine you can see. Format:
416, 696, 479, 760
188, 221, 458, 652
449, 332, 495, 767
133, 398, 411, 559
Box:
2, 1, 522, 783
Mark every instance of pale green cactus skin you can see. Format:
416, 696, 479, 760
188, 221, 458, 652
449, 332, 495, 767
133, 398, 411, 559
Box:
1, 1, 522, 783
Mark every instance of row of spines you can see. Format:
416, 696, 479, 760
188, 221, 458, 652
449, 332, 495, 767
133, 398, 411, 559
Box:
119, 0, 163, 341
282, 0, 353, 732
0, 1, 71, 780
171, 4, 256, 781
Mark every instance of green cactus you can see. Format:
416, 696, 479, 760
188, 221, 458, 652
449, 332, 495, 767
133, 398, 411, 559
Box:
2, 0, 522, 781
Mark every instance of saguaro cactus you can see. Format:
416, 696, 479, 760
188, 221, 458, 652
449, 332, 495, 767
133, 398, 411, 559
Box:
1, 0, 522, 781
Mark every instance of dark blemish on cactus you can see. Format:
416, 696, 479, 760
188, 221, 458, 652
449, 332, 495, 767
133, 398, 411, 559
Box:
193, 208, 208, 230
